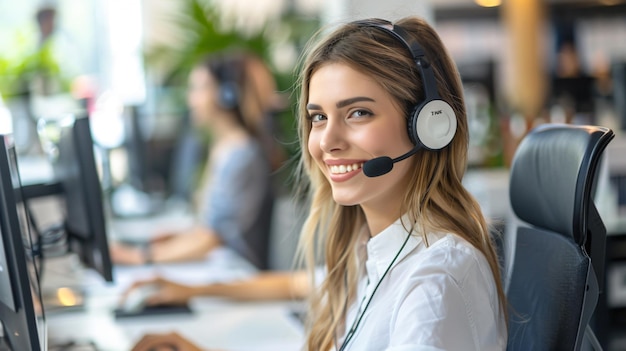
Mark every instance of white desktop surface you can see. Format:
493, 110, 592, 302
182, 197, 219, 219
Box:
107, 208, 197, 244
46, 298, 304, 351
16, 154, 55, 186
41, 250, 305, 351
463, 167, 511, 221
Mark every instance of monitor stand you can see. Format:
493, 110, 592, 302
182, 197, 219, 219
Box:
0, 322, 46, 351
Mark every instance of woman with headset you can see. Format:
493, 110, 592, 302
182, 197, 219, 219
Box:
110, 51, 276, 270
130, 16, 507, 351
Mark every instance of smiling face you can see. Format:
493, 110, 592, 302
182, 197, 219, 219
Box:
306, 62, 415, 220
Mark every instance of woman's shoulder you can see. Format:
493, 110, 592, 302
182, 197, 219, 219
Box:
411, 232, 493, 285
219, 138, 268, 168
224, 135, 262, 153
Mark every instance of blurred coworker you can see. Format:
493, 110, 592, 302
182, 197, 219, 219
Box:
241, 53, 288, 173
110, 51, 278, 269
31, 4, 84, 94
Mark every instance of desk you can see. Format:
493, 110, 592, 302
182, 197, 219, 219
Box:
40, 250, 305, 351
16, 154, 55, 187
15, 154, 305, 350
107, 208, 196, 244
463, 167, 511, 221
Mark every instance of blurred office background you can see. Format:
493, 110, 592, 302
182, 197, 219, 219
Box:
2, 0, 626, 192
1, 0, 626, 349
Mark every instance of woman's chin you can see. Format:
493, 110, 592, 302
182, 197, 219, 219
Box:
332, 194, 359, 207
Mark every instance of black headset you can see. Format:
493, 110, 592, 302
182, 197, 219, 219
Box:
335, 20, 460, 351
353, 19, 457, 150
209, 55, 243, 111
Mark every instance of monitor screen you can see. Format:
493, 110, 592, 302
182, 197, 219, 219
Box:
551, 75, 595, 114
51, 115, 113, 282
0, 134, 43, 351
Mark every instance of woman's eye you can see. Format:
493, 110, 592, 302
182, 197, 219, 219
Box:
309, 113, 326, 123
350, 110, 372, 118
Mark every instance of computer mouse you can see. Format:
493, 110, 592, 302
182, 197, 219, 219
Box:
119, 284, 160, 313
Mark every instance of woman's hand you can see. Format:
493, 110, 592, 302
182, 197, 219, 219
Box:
131, 332, 207, 351
109, 232, 183, 265
149, 231, 179, 244
109, 242, 145, 265
121, 277, 196, 306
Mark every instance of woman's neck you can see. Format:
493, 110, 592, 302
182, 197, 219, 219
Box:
210, 114, 250, 144
208, 127, 250, 169
362, 205, 402, 237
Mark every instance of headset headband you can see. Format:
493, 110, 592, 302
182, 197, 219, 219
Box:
351, 19, 441, 101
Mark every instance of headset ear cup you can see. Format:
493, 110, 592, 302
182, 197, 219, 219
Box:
218, 81, 239, 110
412, 99, 457, 150
407, 105, 421, 146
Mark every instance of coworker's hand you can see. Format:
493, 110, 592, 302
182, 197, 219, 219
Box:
109, 242, 144, 265
122, 277, 196, 306
150, 231, 179, 244
131, 332, 207, 351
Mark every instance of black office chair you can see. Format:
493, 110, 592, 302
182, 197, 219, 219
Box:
505, 124, 614, 351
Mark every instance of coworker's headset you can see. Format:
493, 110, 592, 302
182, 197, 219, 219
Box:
354, 19, 458, 177
211, 56, 242, 111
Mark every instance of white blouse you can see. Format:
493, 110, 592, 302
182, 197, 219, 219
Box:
334, 218, 507, 351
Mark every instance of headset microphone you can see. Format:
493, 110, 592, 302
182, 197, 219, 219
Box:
362, 145, 423, 177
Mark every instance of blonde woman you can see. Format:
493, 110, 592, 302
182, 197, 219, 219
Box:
130, 16, 507, 351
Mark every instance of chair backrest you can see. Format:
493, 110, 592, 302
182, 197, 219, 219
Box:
506, 124, 614, 351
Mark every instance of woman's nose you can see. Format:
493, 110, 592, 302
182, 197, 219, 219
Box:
319, 119, 346, 153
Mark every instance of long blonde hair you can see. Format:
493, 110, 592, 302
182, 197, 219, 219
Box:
294, 16, 506, 351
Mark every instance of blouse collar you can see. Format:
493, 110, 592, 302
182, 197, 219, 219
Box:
363, 216, 423, 280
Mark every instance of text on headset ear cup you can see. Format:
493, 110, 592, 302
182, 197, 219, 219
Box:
410, 99, 457, 150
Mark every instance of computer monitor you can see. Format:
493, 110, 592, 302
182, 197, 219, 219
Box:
51, 115, 113, 282
613, 61, 626, 131
550, 75, 596, 115
0, 134, 43, 351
